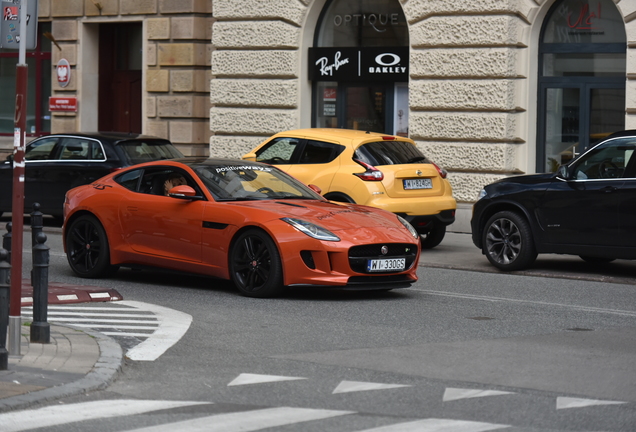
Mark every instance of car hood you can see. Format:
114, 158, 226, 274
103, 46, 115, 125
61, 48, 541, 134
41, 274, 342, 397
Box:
228, 199, 402, 231
490, 172, 555, 186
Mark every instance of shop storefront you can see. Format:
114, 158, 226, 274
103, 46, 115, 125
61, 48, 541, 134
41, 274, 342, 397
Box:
308, 0, 409, 135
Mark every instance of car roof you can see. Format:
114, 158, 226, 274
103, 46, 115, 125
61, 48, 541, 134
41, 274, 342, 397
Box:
274, 128, 407, 141
40, 132, 171, 144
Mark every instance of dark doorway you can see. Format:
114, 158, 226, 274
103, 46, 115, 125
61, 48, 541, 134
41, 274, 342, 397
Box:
98, 23, 142, 133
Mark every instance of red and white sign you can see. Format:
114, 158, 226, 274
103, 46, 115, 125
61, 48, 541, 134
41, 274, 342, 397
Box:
49, 97, 78, 112
57, 58, 71, 88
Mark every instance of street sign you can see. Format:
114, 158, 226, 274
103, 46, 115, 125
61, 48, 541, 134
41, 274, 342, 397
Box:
1, 0, 38, 49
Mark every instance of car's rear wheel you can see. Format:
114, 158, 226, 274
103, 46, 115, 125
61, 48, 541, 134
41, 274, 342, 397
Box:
323, 192, 355, 203
420, 224, 446, 249
579, 255, 616, 264
483, 211, 537, 271
65, 214, 118, 278
229, 228, 283, 298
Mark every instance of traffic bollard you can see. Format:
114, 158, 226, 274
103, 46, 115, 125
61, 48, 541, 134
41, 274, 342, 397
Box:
31, 203, 43, 286
2, 222, 11, 262
0, 248, 10, 369
30, 231, 50, 344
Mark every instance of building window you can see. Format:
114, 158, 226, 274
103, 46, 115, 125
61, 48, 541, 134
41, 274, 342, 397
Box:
0, 21, 51, 137
538, 0, 626, 172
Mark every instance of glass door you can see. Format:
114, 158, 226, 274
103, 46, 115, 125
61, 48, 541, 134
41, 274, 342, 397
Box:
539, 83, 625, 172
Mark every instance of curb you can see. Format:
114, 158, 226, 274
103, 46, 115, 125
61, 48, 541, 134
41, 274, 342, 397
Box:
0, 326, 123, 413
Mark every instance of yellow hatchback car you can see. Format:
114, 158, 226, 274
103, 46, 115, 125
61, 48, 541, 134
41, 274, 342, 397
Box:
243, 129, 456, 248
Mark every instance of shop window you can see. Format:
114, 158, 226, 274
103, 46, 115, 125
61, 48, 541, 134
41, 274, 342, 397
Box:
0, 22, 51, 137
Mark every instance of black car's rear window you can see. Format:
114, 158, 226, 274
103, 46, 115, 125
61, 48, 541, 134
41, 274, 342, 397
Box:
118, 140, 184, 165
354, 141, 430, 166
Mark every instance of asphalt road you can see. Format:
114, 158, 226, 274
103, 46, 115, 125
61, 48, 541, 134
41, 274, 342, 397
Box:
5, 225, 636, 431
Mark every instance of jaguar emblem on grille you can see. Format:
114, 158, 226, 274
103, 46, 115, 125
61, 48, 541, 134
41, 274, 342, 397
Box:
416, 170, 422, 176
381, 245, 389, 255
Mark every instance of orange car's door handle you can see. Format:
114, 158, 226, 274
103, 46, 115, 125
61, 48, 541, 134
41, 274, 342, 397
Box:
127, 206, 138, 211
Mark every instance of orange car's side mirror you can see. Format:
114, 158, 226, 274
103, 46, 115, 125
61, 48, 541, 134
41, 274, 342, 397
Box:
308, 184, 322, 195
168, 185, 202, 200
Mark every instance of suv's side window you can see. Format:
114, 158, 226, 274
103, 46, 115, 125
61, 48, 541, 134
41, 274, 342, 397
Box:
256, 138, 299, 164
298, 140, 341, 164
25, 137, 59, 161
573, 138, 636, 180
59, 138, 105, 161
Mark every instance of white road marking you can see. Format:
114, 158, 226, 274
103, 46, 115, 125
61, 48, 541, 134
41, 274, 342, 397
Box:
556, 397, 627, 409
23, 301, 191, 361
124, 406, 354, 432
409, 289, 636, 317
228, 373, 307, 386
0, 399, 211, 432
357, 418, 509, 432
121, 300, 192, 361
443, 388, 515, 402
332, 380, 411, 394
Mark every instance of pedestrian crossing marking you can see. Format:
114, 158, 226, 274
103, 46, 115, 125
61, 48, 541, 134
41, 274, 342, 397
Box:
228, 373, 307, 386
556, 396, 627, 409
121, 406, 354, 432
357, 418, 509, 431
332, 380, 411, 394
0, 399, 211, 432
443, 388, 516, 402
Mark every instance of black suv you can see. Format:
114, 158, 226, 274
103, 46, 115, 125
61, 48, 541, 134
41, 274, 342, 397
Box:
471, 130, 636, 271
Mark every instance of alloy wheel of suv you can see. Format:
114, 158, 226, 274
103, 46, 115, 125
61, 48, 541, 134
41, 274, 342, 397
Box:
483, 211, 537, 271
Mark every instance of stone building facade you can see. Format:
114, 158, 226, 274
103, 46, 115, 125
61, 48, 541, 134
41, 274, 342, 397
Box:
38, 0, 213, 156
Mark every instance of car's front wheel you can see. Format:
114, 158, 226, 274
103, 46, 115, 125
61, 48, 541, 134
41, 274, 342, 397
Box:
420, 224, 446, 249
482, 211, 537, 271
65, 214, 118, 278
229, 228, 283, 298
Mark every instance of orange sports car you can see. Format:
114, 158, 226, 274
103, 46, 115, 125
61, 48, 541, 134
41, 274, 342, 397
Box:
63, 158, 421, 297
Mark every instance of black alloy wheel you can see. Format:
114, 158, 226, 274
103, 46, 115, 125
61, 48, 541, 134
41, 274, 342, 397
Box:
483, 211, 537, 271
65, 215, 118, 278
420, 224, 446, 249
229, 228, 283, 298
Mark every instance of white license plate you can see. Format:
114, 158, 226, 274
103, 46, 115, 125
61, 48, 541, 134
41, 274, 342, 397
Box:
367, 258, 406, 272
403, 178, 432, 190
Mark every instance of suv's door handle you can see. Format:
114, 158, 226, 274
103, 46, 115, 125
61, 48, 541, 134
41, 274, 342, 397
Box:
601, 186, 617, 193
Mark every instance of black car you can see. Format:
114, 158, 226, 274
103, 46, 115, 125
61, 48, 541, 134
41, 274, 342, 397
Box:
0, 132, 183, 220
471, 130, 636, 271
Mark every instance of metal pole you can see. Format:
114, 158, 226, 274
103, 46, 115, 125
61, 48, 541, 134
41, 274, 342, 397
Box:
30, 231, 49, 344
9, 0, 29, 356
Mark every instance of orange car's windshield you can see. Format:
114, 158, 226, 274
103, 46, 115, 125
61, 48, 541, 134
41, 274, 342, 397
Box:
193, 164, 323, 201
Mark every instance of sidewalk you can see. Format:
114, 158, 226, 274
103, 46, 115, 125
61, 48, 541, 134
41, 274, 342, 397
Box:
1, 232, 634, 413
0, 323, 122, 412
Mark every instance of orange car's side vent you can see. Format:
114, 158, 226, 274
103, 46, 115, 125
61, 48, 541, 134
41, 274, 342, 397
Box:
202, 221, 228, 230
